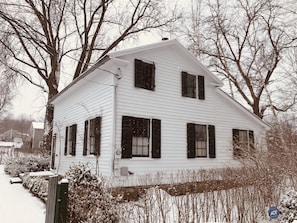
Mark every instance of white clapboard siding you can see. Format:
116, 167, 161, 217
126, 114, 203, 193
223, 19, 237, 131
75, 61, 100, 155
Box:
113, 44, 266, 176
52, 68, 114, 176
51, 40, 268, 186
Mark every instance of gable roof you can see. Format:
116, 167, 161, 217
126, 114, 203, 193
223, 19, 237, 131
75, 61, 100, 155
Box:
32, 122, 44, 130
50, 39, 222, 104
217, 89, 270, 129
108, 39, 223, 86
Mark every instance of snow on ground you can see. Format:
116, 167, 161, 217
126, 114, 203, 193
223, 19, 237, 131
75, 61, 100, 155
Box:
0, 165, 46, 223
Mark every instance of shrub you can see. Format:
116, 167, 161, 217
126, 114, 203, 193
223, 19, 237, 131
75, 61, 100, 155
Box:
22, 174, 48, 202
4, 154, 50, 177
65, 163, 121, 223
279, 190, 297, 223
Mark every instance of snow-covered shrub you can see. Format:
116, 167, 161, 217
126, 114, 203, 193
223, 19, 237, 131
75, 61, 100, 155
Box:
4, 154, 50, 177
279, 190, 297, 223
65, 163, 121, 223
22, 174, 48, 202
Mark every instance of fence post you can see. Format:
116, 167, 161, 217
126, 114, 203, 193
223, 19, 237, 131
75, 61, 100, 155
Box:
45, 176, 69, 223
45, 175, 59, 223
54, 179, 69, 223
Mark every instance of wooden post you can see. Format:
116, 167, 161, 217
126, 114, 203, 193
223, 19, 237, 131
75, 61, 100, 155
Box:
45, 176, 69, 223
55, 179, 69, 223
45, 176, 58, 223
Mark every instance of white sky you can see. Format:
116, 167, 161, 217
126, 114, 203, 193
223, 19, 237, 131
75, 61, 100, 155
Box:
10, 33, 165, 121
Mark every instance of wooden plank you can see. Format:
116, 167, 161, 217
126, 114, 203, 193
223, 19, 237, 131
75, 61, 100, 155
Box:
9, 177, 22, 184
45, 175, 58, 223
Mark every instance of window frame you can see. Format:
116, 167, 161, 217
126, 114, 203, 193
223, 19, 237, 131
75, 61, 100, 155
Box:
134, 59, 156, 91
182, 71, 205, 100
187, 123, 216, 159
232, 129, 255, 158
83, 117, 101, 156
64, 124, 77, 156
121, 116, 161, 159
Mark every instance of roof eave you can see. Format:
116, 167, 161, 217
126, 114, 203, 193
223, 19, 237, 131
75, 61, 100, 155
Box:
49, 55, 111, 104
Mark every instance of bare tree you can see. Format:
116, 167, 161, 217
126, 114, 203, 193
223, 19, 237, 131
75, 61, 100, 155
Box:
0, 0, 180, 150
184, 0, 297, 119
0, 70, 14, 118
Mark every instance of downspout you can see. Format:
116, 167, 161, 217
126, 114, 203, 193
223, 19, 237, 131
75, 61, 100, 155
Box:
111, 68, 120, 176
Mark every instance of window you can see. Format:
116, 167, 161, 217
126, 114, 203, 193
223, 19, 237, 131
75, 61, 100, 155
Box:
187, 123, 216, 158
182, 71, 205, 99
121, 116, 161, 158
83, 117, 101, 156
233, 129, 255, 158
135, 59, 155, 90
64, 124, 77, 156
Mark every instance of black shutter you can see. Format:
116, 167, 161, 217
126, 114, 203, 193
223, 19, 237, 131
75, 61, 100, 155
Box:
83, 120, 88, 156
64, 126, 68, 155
135, 59, 143, 88
152, 119, 161, 158
233, 129, 240, 156
71, 124, 77, 156
121, 116, 132, 158
249, 130, 255, 152
208, 125, 216, 158
94, 117, 101, 156
198, 75, 205, 100
150, 63, 155, 90
187, 123, 196, 158
182, 71, 188, 97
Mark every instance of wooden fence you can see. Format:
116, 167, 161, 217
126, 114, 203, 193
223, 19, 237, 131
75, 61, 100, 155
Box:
45, 175, 69, 223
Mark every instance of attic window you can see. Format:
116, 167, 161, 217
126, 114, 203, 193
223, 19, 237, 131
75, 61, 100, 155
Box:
182, 71, 205, 100
135, 59, 155, 91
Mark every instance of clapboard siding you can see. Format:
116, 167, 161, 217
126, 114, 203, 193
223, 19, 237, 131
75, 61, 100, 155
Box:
51, 40, 268, 185
52, 69, 114, 176
113, 46, 266, 174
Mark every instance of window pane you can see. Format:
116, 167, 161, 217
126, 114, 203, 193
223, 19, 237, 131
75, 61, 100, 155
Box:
90, 119, 95, 137
135, 59, 155, 90
90, 137, 95, 154
195, 124, 207, 157
132, 136, 149, 157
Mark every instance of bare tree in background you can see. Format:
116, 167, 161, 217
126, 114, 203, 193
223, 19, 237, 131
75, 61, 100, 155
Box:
0, 0, 180, 151
184, 0, 297, 119
0, 70, 14, 118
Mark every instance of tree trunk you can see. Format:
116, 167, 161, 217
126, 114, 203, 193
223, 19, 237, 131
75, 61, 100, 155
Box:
43, 85, 58, 153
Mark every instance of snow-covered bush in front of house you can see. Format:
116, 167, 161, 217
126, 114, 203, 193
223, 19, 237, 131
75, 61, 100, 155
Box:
4, 154, 50, 177
22, 174, 48, 202
65, 163, 121, 223
279, 190, 297, 223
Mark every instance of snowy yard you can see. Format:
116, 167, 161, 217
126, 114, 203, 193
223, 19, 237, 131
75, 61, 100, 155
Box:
0, 165, 45, 223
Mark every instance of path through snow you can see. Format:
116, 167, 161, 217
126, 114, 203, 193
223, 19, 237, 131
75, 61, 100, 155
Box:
0, 165, 46, 223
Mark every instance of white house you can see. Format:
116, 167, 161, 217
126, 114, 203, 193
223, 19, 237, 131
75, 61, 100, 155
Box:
50, 39, 269, 186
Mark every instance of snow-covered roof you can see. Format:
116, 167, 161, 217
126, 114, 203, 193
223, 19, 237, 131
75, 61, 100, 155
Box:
0, 141, 14, 147
32, 122, 44, 130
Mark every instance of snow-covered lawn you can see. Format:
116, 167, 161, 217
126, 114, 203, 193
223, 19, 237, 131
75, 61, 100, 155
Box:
0, 165, 45, 223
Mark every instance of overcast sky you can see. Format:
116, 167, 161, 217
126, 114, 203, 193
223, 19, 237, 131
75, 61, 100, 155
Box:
10, 33, 166, 121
